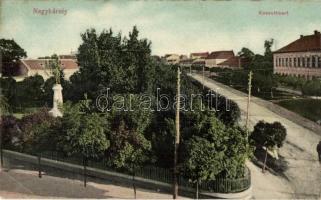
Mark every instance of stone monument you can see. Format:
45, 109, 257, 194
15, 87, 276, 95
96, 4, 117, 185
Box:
49, 84, 63, 117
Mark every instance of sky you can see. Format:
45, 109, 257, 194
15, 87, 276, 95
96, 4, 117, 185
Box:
1, 0, 321, 58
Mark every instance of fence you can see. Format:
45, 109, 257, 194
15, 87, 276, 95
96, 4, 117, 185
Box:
2, 149, 251, 194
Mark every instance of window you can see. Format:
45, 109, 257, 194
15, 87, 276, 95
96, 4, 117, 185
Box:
289, 58, 292, 67
307, 57, 310, 67
286, 58, 288, 67
318, 56, 321, 68
302, 57, 306, 67
294, 57, 297, 67
312, 56, 316, 67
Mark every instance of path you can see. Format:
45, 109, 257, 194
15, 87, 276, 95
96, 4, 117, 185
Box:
0, 167, 182, 199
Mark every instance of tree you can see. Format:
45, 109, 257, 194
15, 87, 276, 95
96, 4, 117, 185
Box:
250, 120, 287, 172
0, 115, 20, 149
15, 75, 45, 108
0, 94, 9, 115
264, 39, 274, 59
0, 39, 27, 76
19, 108, 54, 152
183, 136, 224, 199
74, 26, 154, 100
58, 102, 110, 159
105, 94, 153, 198
182, 111, 251, 197
0, 77, 18, 110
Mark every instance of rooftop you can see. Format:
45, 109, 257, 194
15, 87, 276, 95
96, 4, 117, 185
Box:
274, 30, 321, 53
206, 50, 234, 59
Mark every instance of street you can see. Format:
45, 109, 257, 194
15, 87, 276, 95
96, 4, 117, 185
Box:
189, 73, 321, 199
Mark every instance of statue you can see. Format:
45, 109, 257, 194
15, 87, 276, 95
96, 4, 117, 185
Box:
48, 56, 63, 117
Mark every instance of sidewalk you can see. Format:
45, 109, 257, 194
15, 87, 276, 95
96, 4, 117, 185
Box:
0, 167, 180, 199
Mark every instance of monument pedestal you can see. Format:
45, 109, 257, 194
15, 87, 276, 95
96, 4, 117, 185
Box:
49, 84, 63, 117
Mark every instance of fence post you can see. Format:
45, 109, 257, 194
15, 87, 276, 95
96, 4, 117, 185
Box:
38, 153, 42, 178
83, 157, 87, 187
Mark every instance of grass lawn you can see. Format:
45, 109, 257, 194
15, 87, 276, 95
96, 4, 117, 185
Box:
277, 99, 321, 122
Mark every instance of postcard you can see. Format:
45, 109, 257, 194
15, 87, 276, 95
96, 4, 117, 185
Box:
0, 0, 320, 199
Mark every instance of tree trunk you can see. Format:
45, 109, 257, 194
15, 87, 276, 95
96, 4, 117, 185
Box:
196, 180, 199, 199
38, 153, 42, 178
132, 174, 136, 199
262, 147, 268, 173
83, 157, 87, 187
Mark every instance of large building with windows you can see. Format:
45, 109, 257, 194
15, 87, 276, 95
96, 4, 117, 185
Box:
273, 30, 321, 78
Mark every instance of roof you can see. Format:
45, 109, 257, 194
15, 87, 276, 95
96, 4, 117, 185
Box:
274, 31, 321, 53
59, 54, 77, 59
218, 56, 241, 67
164, 54, 179, 58
179, 59, 194, 64
190, 52, 209, 58
192, 60, 205, 65
22, 59, 78, 70
206, 50, 234, 59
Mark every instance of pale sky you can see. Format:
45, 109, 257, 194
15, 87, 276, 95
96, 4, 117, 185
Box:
1, 0, 321, 58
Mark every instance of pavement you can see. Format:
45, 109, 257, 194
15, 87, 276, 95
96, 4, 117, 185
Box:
189, 73, 321, 199
0, 167, 182, 199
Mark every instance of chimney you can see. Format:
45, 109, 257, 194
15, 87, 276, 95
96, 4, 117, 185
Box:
300, 35, 304, 38
314, 30, 320, 35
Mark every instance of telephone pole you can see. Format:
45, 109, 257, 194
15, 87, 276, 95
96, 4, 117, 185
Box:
202, 65, 205, 89
246, 70, 253, 136
173, 66, 181, 199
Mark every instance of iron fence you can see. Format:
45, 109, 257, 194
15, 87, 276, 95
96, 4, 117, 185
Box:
5, 149, 251, 193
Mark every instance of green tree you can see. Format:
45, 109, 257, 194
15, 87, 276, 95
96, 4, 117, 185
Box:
106, 94, 152, 198
58, 102, 110, 159
183, 136, 224, 199
15, 75, 45, 108
250, 120, 287, 172
0, 94, 9, 115
74, 26, 155, 100
0, 39, 27, 76
182, 111, 251, 197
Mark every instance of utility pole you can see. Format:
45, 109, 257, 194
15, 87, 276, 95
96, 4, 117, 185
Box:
202, 65, 205, 89
173, 66, 181, 199
246, 70, 253, 137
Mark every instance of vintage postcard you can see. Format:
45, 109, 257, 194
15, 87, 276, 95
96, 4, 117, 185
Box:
0, 0, 320, 199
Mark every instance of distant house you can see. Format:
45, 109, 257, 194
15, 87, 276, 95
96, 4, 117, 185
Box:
190, 52, 209, 59
192, 59, 205, 68
217, 56, 242, 69
179, 58, 194, 67
18, 58, 79, 81
273, 30, 321, 78
164, 54, 180, 64
205, 50, 235, 68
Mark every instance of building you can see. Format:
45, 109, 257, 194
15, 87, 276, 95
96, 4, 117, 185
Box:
217, 56, 242, 69
205, 50, 235, 68
164, 54, 180, 64
18, 58, 79, 81
190, 52, 209, 59
273, 30, 321, 78
179, 58, 194, 67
